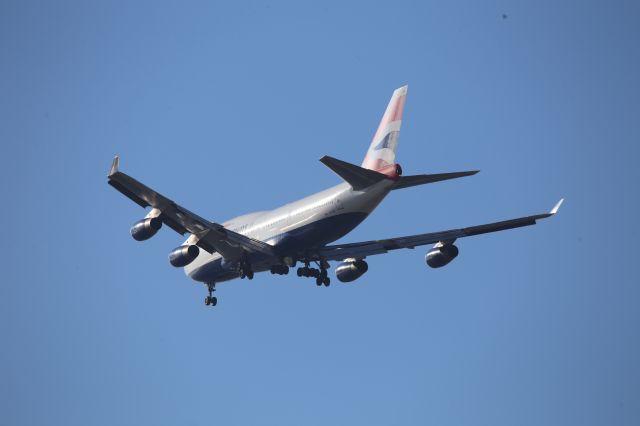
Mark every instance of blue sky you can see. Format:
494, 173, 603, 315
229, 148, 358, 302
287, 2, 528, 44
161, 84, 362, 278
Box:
1, 1, 639, 425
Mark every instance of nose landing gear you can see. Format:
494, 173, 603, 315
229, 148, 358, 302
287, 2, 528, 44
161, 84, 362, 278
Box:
204, 282, 217, 307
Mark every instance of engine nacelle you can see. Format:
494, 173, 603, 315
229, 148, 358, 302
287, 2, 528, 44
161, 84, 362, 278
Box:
425, 244, 459, 268
168, 245, 200, 267
130, 217, 163, 241
335, 259, 369, 283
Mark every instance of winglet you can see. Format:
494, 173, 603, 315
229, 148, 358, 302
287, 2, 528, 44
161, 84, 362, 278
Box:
109, 155, 120, 177
550, 198, 564, 215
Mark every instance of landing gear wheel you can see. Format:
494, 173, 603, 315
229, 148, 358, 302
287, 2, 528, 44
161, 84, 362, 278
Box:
316, 277, 323, 286
323, 277, 330, 287
246, 270, 254, 280
297, 268, 303, 277
205, 283, 217, 307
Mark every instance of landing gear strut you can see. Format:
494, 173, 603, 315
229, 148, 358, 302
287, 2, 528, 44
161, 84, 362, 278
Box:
239, 259, 254, 280
297, 260, 331, 287
204, 282, 217, 307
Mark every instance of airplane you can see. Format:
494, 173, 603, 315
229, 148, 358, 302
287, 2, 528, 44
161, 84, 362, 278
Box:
108, 85, 563, 307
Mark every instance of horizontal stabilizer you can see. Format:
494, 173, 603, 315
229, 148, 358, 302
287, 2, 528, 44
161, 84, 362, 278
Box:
320, 156, 388, 190
392, 170, 479, 190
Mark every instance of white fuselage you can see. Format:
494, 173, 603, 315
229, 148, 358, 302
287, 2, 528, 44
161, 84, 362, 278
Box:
184, 179, 395, 283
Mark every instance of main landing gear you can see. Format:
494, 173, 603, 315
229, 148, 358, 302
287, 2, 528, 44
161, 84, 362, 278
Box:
270, 265, 289, 275
204, 282, 217, 307
297, 260, 331, 287
238, 259, 254, 280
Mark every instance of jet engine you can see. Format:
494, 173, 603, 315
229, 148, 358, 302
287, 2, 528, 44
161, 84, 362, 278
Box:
335, 259, 369, 283
130, 217, 163, 241
425, 243, 459, 268
169, 245, 200, 267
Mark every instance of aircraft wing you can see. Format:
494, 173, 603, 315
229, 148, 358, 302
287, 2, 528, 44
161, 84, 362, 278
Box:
107, 156, 276, 260
314, 199, 564, 261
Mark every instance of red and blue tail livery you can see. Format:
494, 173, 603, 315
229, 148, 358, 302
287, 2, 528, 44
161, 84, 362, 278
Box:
362, 85, 407, 172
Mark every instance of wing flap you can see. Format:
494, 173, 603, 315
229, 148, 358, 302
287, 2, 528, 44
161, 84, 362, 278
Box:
108, 179, 151, 209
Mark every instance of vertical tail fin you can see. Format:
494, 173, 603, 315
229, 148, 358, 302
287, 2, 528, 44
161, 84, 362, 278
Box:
361, 85, 408, 171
